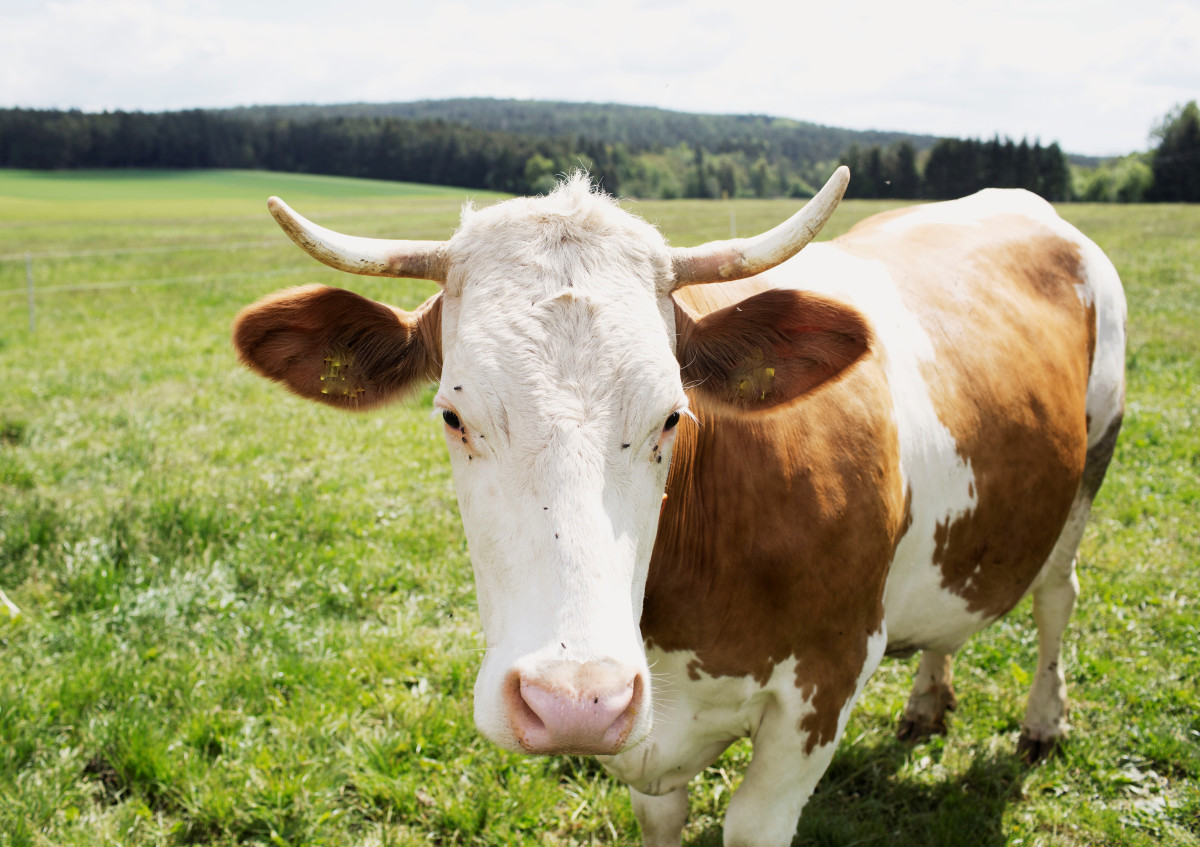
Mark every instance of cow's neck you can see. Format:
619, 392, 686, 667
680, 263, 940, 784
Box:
641, 356, 907, 734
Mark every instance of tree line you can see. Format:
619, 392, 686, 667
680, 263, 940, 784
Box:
0, 106, 851, 200
840, 137, 1071, 201
1, 101, 1196, 202
224, 99, 940, 168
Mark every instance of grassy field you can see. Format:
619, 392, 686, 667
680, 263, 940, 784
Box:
0, 169, 1197, 846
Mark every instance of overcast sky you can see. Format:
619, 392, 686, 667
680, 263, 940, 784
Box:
2, 0, 1197, 157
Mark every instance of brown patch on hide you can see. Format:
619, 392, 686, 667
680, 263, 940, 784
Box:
646, 288, 906, 753
836, 216, 1096, 620
233, 284, 442, 410
1081, 414, 1123, 503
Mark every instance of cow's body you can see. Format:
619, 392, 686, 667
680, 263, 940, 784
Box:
606, 190, 1125, 843
234, 175, 1124, 846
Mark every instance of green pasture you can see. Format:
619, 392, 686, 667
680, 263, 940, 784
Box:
0, 170, 1197, 846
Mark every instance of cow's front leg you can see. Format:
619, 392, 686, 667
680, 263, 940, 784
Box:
611, 733, 734, 846
720, 701, 842, 847
723, 635, 886, 847
630, 785, 689, 847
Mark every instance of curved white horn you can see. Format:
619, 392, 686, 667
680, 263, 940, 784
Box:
268, 196, 449, 283
670, 166, 850, 289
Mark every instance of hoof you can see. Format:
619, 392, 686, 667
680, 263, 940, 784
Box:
897, 715, 947, 742
1017, 730, 1062, 764
897, 684, 957, 742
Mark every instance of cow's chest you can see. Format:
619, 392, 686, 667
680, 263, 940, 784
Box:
601, 647, 819, 795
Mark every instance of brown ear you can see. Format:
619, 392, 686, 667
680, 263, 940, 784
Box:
676, 288, 871, 411
233, 284, 442, 410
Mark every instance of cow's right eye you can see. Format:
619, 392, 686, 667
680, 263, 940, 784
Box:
442, 409, 461, 430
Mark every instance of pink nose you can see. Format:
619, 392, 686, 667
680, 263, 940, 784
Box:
507, 661, 643, 755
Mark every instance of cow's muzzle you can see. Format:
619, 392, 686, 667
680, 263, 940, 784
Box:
504, 660, 645, 755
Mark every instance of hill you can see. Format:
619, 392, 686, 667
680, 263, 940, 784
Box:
0, 99, 1091, 200
223, 98, 943, 165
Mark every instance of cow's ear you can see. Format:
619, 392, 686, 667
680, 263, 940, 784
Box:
233, 284, 442, 410
675, 288, 871, 411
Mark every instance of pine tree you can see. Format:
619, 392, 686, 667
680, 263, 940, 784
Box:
1149, 101, 1200, 202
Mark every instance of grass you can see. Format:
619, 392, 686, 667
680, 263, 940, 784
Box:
1, 169, 1197, 846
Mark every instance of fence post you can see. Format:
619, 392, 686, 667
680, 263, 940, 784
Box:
25, 252, 35, 333
0, 588, 19, 619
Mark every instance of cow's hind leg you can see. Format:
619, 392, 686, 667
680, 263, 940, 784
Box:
631, 786, 689, 847
1019, 419, 1120, 763
897, 650, 957, 741
1019, 554, 1077, 762
1018, 497, 1088, 762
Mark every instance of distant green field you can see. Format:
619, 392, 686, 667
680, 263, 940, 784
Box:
0, 170, 1197, 846
0, 169, 496, 224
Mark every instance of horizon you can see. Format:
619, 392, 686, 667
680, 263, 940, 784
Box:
0, 96, 1124, 162
3, 0, 1196, 159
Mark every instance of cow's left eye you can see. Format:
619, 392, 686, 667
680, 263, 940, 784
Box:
663, 411, 680, 431
442, 409, 462, 430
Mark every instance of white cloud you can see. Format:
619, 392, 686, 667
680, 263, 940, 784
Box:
1, 0, 1196, 155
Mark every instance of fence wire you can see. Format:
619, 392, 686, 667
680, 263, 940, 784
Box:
0, 265, 310, 298
0, 239, 280, 263
0, 237, 321, 303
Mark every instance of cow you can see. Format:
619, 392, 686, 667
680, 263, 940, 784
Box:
233, 168, 1125, 846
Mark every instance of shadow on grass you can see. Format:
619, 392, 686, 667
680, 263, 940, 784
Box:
687, 735, 1027, 847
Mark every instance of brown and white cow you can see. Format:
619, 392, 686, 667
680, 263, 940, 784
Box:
233, 169, 1125, 846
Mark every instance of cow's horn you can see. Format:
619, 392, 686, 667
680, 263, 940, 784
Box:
669, 166, 849, 289
267, 197, 449, 283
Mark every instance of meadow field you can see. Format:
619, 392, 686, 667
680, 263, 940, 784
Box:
0, 169, 1196, 846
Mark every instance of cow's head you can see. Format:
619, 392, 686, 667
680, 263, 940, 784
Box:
233, 169, 858, 756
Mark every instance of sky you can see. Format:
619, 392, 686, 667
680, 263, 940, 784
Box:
2, 0, 1198, 157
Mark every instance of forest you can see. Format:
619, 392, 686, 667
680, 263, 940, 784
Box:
1, 98, 1195, 202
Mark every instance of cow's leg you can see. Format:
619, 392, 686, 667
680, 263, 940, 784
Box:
897, 650, 957, 741
1018, 488, 1093, 762
620, 735, 733, 846
1018, 559, 1077, 762
723, 634, 886, 847
608, 715, 733, 847
1019, 417, 1121, 762
630, 786, 689, 847
720, 701, 842, 847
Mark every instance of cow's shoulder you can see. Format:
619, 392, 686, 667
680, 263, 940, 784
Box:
645, 282, 905, 750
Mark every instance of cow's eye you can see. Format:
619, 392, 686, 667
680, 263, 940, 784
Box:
442, 409, 462, 430
663, 411, 680, 431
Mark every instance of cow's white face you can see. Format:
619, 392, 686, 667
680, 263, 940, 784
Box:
233, 170, 850, 757
434, 183, 686, 753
